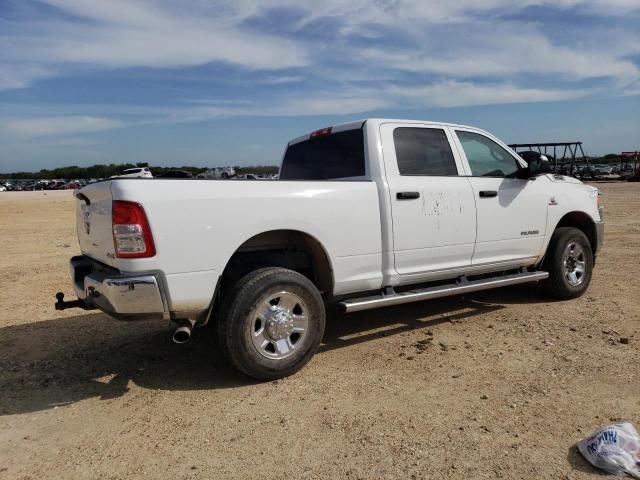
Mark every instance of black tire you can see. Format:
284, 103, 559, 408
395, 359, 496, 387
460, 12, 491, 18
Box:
218, 267, 325, 380
541, 227, 593, 300
221, 172, 229, 179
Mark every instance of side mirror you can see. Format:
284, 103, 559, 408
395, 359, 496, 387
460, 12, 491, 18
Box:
526, 154, 553, 177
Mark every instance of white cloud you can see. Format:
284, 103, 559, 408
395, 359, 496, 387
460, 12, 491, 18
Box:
0, 63, 55, 90
0, 0, 638, 117
43, 81, 585, 127
2, 0, 637, 87
42, 25, 306, 70
4, 116, 125, 137
621, 79, 640, 97
361, 27, 639, 82
138, 94, 390, 123
391, 80, 592, 107
258, 75, 305, 85
272, 95, 390, 115
164, 81, 589, 120
0, 0, 309, 89
197, 0, 639, 27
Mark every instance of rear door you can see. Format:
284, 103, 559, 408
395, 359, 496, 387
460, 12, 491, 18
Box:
380, 122, 477, 276
451, 128, 548, 265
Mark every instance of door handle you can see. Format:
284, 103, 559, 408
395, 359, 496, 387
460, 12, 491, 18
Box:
396, 191, 420, 200
479, 190, 498, 198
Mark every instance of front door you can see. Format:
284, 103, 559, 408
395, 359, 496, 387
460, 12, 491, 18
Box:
380, 123, 477, 276
451, 128, 548, 265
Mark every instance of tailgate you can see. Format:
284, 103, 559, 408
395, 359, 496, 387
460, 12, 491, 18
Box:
75, 180, 117, 267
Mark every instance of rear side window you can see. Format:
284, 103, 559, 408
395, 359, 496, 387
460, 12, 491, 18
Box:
393, 128, 458, 176
280, 129, 365, 180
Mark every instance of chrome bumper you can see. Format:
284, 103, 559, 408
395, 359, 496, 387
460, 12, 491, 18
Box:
70, 256, 168, 320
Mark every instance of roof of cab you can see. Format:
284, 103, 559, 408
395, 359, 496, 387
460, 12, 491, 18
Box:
287, 118, 475, 146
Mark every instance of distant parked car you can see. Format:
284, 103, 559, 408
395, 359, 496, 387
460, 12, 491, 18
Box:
234, 174, 260, 180
579, 166, 596, 179
600, 165, 614, 175
156, 170, 192, 178
113, 167, 153, 178
49, 179, 67, 190
592, 165, 613, 177
64, 181, 82, 190
196, 167, 236, 179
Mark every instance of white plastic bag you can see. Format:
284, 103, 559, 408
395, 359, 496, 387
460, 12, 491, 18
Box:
577, 423, 640, 478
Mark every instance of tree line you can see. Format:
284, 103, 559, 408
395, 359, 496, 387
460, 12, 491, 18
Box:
0, 163, 280, 180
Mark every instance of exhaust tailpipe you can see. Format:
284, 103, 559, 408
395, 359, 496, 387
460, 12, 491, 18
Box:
172, 319, 196, 344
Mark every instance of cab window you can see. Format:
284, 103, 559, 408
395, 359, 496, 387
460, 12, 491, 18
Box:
393, 127, 458, 176
280, 129, 365, 180
456, 131, 521, 177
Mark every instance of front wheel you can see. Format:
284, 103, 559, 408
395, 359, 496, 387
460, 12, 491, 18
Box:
541, 227, 594, 299
218, 267, 325, 380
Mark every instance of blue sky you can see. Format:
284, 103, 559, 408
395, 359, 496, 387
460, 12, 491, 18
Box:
1, 0, 639, 171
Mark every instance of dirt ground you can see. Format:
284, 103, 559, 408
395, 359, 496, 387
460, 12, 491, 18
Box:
0, 184, 638, 479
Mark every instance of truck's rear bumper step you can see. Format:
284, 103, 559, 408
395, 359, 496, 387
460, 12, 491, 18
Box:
338, 271, 549, 313
63, 255, 168, 320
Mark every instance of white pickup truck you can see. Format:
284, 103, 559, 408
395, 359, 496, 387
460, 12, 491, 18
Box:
56, 119, 604, 380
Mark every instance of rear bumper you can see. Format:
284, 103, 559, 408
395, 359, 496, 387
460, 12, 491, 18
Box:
70, 256, 168, 320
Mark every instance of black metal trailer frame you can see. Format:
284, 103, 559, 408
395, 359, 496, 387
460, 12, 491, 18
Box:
508, 141, 593, 179
620, 151, 640, 178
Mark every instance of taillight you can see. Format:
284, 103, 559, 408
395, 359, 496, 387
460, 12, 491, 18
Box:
112, 200, 156, 258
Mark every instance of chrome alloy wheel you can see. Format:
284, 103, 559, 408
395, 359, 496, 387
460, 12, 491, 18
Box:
562, 242, 586, 287
250, 291, 308, 359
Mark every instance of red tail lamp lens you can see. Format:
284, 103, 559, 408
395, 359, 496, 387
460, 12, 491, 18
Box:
112, 200, 156, 258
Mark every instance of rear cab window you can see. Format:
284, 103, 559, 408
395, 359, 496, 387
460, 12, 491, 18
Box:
279, 129, 366, 180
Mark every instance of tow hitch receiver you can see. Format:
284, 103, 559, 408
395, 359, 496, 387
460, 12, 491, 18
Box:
55, 292, 90, 311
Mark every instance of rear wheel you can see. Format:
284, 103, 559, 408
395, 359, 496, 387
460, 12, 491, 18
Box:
218, 267, 325, 380
541, 227, 593, 299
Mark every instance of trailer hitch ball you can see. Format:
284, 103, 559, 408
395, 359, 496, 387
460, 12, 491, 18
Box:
55, 292, 87, 311
55, 292, 67, 309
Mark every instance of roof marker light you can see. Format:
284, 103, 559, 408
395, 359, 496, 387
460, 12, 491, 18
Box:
310, 127, 332, 139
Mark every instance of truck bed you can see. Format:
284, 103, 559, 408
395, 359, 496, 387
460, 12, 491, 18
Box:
75, 178, 384, 312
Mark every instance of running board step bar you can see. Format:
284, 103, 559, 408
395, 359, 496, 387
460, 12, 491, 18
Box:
338, 271, 549, 313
